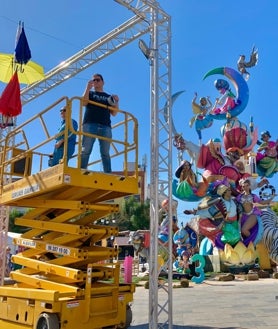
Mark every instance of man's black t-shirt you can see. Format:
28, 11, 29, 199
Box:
83, 91, 111, 126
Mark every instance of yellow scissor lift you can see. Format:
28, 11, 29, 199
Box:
0, 97, 139, 329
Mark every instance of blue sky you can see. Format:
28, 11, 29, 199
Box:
0, 0, 277, 223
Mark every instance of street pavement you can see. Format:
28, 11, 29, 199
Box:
130, 275, 278, 329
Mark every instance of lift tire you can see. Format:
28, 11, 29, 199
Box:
116, 304, 132, 329
125, 305, 132, 328
36, 313, 59, 329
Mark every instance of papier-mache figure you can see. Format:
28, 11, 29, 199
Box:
256, 130, 278, 178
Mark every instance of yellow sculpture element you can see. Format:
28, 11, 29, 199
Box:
219, 241, 257, 266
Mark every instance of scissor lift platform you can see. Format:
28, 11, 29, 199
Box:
1, 164, 139, 205
0, 97, 139, 329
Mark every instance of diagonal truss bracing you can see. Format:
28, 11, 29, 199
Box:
21, 5, 166, 106
116, 1, 173, 328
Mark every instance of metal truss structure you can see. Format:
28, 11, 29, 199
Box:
3, 1, 174, 327
0, 206, 9, 285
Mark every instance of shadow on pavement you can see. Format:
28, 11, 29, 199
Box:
131, 325, 247, 329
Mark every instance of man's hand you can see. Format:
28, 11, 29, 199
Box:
55, 140, 64, 148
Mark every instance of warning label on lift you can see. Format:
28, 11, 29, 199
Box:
17, 238, 36, 248
46, 244, 71, 255
66, 301, 80, 308
12, 184, 40, 199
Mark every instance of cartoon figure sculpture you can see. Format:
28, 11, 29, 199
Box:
173, 223, 197, 276
158, 199, 179, 245
190, 92, 213, 143
237, 46, 258, 81
256, 131, 278, 178
196, 138, 242, 183
168, 63, 277, 271
158, 214, 179, 245
179, 137, 250, 184
200, 183, 242, 248
233, 159, 269, 192
172, 160, 208, 202
203, 67, 249, 120
210, 79, 237, 115
261, 209, 278, 263
184, 181, 265, 250
220, 116, 258, 154
236, 178, 273, 245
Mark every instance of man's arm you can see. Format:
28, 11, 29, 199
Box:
109, 94, 119, 117
82, 80, 94, 106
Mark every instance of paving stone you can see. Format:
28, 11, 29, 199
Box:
131, 276, 278, 328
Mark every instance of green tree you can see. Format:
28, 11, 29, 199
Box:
115, 197, 150, 231
8, 208, 27, 233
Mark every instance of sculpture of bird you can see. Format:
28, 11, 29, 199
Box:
237, 46, 258, 81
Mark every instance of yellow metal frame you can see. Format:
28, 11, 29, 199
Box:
10, 148, 32, 177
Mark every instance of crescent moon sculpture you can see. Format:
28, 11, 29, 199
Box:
163, 90, 185, 136
203, 67, 249, 120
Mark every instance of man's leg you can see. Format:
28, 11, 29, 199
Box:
81, 123, 96, 169
99, 126, 112, 173
51, 147, 64, 166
